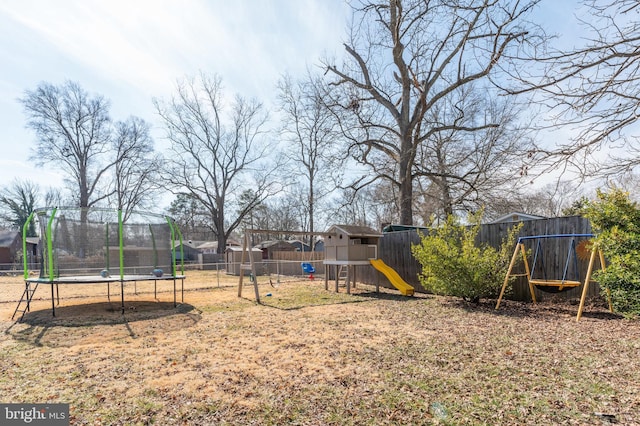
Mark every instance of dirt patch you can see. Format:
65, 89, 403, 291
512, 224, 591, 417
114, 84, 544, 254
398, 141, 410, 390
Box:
1, 271, 638, 425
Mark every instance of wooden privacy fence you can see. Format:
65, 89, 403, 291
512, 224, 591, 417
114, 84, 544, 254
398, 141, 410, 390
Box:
359, 216, 601, 302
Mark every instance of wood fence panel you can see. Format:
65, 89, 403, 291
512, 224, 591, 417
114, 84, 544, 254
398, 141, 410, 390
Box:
357, 216, 602, 302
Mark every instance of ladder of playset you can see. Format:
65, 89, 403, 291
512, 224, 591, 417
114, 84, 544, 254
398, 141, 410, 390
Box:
12, 282, 40, 322
337, 265, 349, 287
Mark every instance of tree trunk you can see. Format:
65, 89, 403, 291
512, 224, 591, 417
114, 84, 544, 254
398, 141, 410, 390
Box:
398, 132, 414, 225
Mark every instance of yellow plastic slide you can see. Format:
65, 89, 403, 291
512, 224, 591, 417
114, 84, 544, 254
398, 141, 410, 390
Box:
370, 259, 415, 296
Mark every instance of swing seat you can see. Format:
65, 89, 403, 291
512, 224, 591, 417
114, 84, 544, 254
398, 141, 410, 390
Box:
301, 262, 315, 274
529, 279, 582, 293
301, 262, 315, 280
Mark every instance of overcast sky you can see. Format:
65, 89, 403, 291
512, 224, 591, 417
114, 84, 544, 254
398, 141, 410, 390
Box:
0, 0, 589, 201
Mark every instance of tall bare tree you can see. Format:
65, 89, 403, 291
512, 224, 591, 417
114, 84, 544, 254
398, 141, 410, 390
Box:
155, 73, 282, 253
323, 0, 544, 224
277, 72, 342, 237
413, 85, 532, 219
20, 81, 157, 218
508, 0, 640, 179
329, 184, 398, 228
20, 81, 112, 211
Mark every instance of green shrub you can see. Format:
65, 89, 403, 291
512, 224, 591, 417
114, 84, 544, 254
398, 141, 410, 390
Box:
411, 212, 521, 303
584, 188, 640, 318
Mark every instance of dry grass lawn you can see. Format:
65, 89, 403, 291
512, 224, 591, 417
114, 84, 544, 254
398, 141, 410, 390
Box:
0, 270, 639, 425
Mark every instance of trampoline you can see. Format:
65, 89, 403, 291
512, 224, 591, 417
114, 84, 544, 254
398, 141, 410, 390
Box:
13, 207, 186, 321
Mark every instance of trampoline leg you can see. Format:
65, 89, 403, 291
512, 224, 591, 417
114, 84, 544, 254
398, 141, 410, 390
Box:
173, 278, 177, 307
51, 283, 55, 317
121, 280, 125, 314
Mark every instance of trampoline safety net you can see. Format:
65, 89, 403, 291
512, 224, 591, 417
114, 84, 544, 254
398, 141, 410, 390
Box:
31, 207, 182, 279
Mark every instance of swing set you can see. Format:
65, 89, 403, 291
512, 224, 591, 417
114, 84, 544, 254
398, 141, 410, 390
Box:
237, 229, 327, 303
495, 234, 612, 321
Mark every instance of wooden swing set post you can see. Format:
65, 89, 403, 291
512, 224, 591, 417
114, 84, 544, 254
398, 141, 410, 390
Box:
496, 243, 522, 310
521, 242, 536, 304
237, 231, 261, 304
237, 232, 247, 296
576, 247, 612, 321
496, 243, 534, 310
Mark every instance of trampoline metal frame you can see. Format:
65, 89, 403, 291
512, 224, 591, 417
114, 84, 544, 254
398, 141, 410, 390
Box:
25, 274, 186, 316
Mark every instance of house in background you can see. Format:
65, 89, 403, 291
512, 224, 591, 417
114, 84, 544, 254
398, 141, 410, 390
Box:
25, 237, 39, 267
196, 239, 241, 254
289, 239, 311, 252
489, 212, 546, 224
174, 240, 200, 263
0, 230, 21, 269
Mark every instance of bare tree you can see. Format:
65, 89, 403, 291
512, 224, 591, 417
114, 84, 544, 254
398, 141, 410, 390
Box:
44, 187, 66, 208
246, 196, 303, 240
484, 181, 585, 220
329, 183, 398, 229
277, 72, 342, 237
507, 0, 640, 179
413, 85, 533, 219
329, 188, 371, 227
0, 179, 39, 236
109, 116, 161, 221
20, 81, 113, 211
155, 73, 283, 253
323, 0, 544, 224
20, 81, 157, 217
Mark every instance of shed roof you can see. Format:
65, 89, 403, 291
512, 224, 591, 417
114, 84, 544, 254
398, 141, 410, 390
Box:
254, 240, 295, 250
382, 224, 429, 233
197, 241, 218, 250
226, 246, 262, 252
326, 224, 382, 237
0, 230, 19, 247
289, 239, 311, 251
196, 239, 241, 250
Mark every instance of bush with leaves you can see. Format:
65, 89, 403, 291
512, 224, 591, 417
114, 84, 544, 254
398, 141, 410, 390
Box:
584, 188, 640, 318
411, 212, 521, 303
